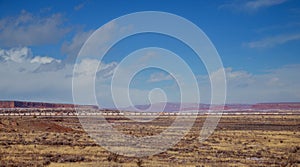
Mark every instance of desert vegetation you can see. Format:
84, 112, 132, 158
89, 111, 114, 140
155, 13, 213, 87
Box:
0, 114, 299, 166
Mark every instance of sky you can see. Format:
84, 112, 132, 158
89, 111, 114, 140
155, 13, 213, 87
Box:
0, 0, 300, 107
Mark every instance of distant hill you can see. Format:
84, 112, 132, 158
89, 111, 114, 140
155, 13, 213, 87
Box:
1, 100, 300, 112
252, 102, 300, 110
0, 100, 98, 109
121, 102, 300, 112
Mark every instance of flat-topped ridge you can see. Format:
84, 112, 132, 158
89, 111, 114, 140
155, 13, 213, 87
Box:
0, 100, 98, 109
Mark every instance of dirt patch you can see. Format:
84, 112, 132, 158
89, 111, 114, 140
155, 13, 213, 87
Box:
0, 117, 75, 133
20, 119, 75, 133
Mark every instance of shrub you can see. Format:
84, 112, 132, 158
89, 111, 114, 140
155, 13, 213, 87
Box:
107, 153, 119, 162
136, 158, 143, 167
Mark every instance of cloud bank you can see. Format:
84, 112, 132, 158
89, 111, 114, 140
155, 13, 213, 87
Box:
0, 10, 69, 47
0, 46, 299, 106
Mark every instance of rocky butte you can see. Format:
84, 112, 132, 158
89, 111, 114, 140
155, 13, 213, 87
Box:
0, 100, 98, 109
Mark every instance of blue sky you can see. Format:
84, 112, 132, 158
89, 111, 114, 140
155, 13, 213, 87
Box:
0, 0, 300, 107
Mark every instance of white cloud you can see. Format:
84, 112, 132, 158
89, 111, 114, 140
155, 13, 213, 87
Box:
0, 47, 32, 63
226, 68, 252, 79
220, 0, 287, 12
148, 72, 173, 83
63, 20, 126, 65
255, 22, 300, 33
74, 1, 88, 11
0, 47, 118, 105
0, 48, 72, 103
97, 62, 118, 79
61, 30, 94, 63
245, 33, 300, 48
74, 58, 117, 79
0, 10, 69, 47
245, 0, 287, 10
0, 47, 61, 65
74, 58, 99, 77
225, 65, 300, 103
196, 65, 300, 104
137, 51, 159, 64
30, 56, 61, 64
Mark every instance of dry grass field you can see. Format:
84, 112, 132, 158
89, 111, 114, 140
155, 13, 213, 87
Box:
0, 114, 299, 166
